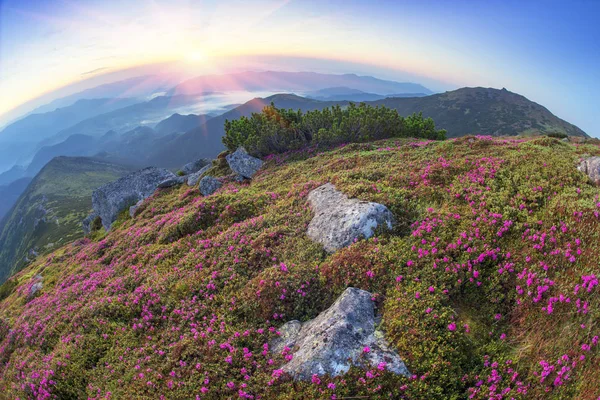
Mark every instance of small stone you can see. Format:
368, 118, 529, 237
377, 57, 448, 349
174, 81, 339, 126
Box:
157, 176, 185, 188
226, 147, 263, 179
199, 176, 222, 196
181, 158, 210, 175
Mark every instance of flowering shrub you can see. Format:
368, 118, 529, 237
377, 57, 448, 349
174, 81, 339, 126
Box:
0, 136, 599, 399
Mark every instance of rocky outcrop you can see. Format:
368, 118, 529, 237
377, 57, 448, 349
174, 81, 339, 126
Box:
578, 157, 600, 185
199, 176, 222, 196
226, 147, 263, 179
306, 183, 394, 252
181, 158, 210, 175
187, 164, 211, 186
271, 287, 409, 380
82, 212, 98, 235
92, 167, 176, 230
157, 176, 185, 188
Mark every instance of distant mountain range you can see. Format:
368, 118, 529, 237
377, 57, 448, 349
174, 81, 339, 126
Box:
0, 157, 134, 283
170, 71, 432, 96
148, 87, 587, 167
305, 86, 429, 102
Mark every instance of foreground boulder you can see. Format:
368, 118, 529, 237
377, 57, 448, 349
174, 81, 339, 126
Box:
226, 147, 263, 179
187, 164, 211, 186
181, 158, 210, 175
92, 167, 176, 230
578, 157, 600, 185
27, 274, 43, 301
306, 183, 394, 252
271, 287, 409, 380
199, 176, 222, 196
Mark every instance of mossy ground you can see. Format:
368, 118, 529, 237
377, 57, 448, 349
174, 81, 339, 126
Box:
0, 136, 599, 399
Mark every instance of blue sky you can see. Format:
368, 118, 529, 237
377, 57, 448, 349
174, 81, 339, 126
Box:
1, 0, 599, 135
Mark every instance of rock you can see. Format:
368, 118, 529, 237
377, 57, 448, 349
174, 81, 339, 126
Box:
226, 147, 263, 179
157, 176, 186, 188
82, 212, 98, 235
578, 157, 600, 185
27, 274, 43, 301
306, 183, 394, 252
271, 287, 409, 380
92, 167, 176, 230
199, 176, 222, 196
181, 158, 210, 175
129, 199, 144, 218
187, 164, 211, 186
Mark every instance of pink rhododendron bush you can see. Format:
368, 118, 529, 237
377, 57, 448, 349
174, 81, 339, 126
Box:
1, 135, 600, 399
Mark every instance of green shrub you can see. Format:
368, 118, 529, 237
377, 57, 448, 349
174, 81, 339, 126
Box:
224, 103, 446, 157
546, 132, 568, 139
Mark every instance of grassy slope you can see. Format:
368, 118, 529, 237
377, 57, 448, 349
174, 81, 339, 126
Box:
0, 136, 600, 399
0, 157, 133, 284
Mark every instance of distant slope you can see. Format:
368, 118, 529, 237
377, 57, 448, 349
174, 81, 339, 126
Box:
0, 177, 32, 221
147, 94, 342, 167
170, 71, 432, 96
371, 87, 588, 138
51, 94, 208, 142
0, 98, 138, 144
154, 113, 212, 135
0, 157, 133, 283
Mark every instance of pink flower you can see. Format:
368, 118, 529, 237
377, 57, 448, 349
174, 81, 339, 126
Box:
448, 323, 456, 331
363, 346, 371, 353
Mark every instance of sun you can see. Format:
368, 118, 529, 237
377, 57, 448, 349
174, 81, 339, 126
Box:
184, 49, 207, 64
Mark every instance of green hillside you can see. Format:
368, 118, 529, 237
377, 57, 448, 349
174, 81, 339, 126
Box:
0, 157, 133, 283
372, 87, 588, 138
1, 134, 600, 399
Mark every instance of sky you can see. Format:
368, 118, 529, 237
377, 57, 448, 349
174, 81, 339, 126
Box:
1, 0, 599, 135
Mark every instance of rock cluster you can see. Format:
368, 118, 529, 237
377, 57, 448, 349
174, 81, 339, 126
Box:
306, 183, 394, 252
92, 167, 176, 230
181, 158, 210, 175
271, 287, 409, 380
187, 164, 211, 186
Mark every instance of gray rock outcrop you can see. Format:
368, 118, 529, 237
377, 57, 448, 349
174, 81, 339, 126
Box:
578, 157, 600, 185
199, 176, 222, 196
181, 158, 210, 175
306, 183, 394, 252
187, 164, 211, 186
226, 147, 263, 179
157, 176, 185, 188
271, 287, 409, 380
92, 167, 176, 230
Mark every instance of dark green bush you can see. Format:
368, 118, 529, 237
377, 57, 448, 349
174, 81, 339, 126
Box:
546, 132, 568, 139
224, 103, 446, 156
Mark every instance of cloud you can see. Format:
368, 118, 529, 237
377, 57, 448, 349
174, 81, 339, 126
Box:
81, 66, 108, 76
